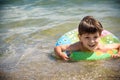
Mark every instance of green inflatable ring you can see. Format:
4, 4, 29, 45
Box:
56, 29, 120, 61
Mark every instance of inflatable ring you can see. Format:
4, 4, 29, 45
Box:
55, 29, 120, 61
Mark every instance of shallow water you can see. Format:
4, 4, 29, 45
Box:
0, 0, 120, 80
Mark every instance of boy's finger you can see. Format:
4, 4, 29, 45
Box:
112, 54, 120, 58
64, 56, 70, 61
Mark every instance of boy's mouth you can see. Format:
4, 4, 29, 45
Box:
88, 44, 96, 48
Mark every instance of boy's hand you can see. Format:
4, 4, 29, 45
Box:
111, 54, 120, 58
60, 53, 70, 61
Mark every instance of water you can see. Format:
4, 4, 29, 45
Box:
0, 0, 120, 80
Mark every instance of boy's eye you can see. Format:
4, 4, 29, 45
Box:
94, 36, 98, 39
85, 37, 89, 39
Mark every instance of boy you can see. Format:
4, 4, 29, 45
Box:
54, 16, 120, 61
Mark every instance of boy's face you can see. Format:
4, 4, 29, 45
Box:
79, 32, 101, 51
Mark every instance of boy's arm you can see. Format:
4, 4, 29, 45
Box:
54, 45, 70, 61
102, 43, 120, 58
54, 42, 80, 60
107, 43, 120, 58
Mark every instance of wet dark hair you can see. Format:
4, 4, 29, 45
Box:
78, 16, 103, 35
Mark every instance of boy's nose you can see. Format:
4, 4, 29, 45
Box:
90, 39, 95, 43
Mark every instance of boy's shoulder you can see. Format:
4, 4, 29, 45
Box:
69, 41, 81, 51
